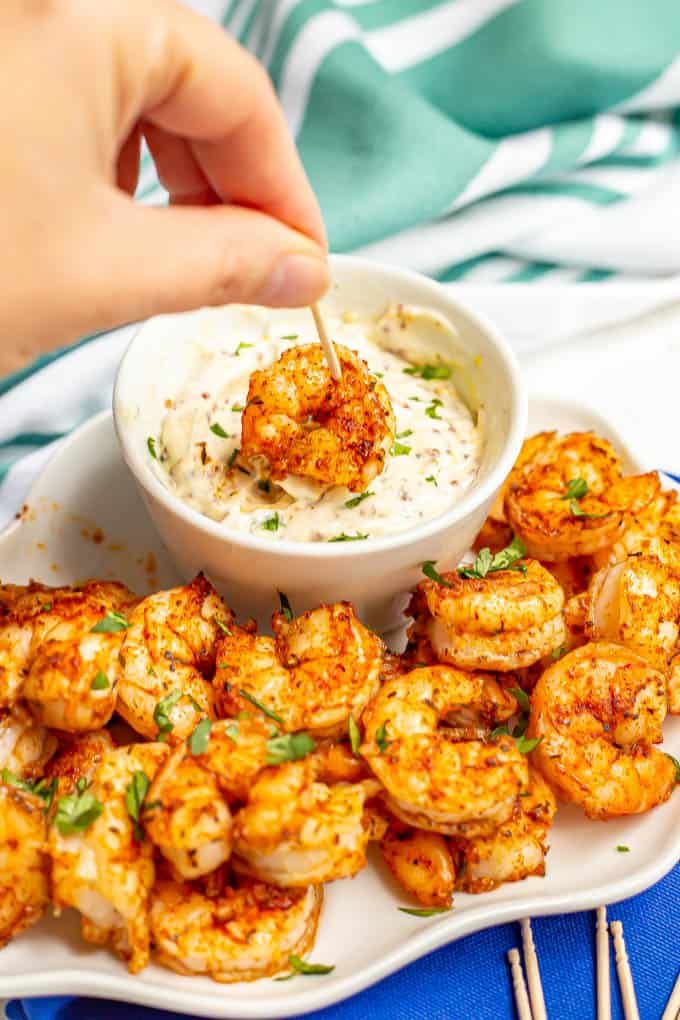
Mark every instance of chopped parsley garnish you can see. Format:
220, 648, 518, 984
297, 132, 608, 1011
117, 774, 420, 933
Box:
55, 790, 104, 835
375, 722, 391, 753
33, 776, 58, 809
458, 537, 527, 579
2, 769, 57, 811
90, 610, 129, 634
265, 732, 316, 766
348, 714, 361, 754
398, 906, 451, 917
344, 491, 373, 509
227, 447, 239, 468
216, 619, 232, 636
396, 429, 413, 439
280, 334, 299, 341
403, 362, 452, 380
276, 954, 335, 980
239, 689, 284, 725
569, 501, 610, 519
666, 753, 680, 782
225, 723, 240, 742
390, 441, 411, 457
551, 645, 567, 660
561, 476, 609, 518
373, 371, 384, 379
75, 777, 90, 794
425, 475, 438, 486
278, 590, 293, 622
153, 689, 183, 740
147, 436, 157, 459
91, 671, 109, 690
616, 845, 630, 853
231, 403, 245, 412
421, 561, 452, 587
491, 686, 541, 752
328, 532, 369, 543
515, 734, 542, 754
508, 686, 530, 714
235, 342, 253, 355
125, 770, 151, 840
210, 422, 229, 439
42, 601, 53, 612
2, 769, 36, 795
562, 477, 589, 501
425, 399, 443, 420
189, 718, 212, 756
262, 513, 280, 532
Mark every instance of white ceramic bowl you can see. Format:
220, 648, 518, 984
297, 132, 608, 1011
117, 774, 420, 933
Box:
113, 255, 527, 631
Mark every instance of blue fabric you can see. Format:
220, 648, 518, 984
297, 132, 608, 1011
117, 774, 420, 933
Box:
13, 862, 679, 1020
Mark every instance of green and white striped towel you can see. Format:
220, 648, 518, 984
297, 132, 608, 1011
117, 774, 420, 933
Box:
134, 0, 680, 284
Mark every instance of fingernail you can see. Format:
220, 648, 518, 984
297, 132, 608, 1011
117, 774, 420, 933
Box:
259, 253, 330, 307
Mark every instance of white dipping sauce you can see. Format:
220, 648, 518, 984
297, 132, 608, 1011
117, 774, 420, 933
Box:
158, 304, 484, 543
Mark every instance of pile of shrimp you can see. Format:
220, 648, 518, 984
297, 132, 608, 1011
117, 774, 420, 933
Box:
0, 429, 677, 983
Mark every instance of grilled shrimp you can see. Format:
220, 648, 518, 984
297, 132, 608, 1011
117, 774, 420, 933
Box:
570, 555, 680, 712
545, 557, 596, 601
43, 729, 114, 801
528, 642, 676, 818
22, 582, 136, 732
0, 581, 135, 717
414, 560, 566, 671
451, 767, 557, 894
240, 343, 395, 492
380, 821, 456, 908
0, 582, 51, 708
144, 716, 272, 878
49, 742, 169, 972
0, 782, 49, 947
233, 757, 379, 887
505, 432, 659, 561
361, 667, 528, 836
594, 488, 680, 572
150, 876, 322, 982
216, 603, 383, 738
0, 704, 57, 780
117, 575, 230, 744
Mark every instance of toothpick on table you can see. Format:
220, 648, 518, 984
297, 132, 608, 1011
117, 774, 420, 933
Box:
596, 907, 611, 1020
661, 971, 680, 1020
520, 918, 547, 1020
311, 303, 342, 381
507, 948, 533, 1020
610, 920, 640, 1020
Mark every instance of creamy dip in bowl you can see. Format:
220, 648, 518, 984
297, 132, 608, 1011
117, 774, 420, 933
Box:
157, 304, 483, 544
114, 255, 526, 631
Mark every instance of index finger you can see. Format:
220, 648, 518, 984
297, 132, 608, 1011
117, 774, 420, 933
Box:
138, 0, 327, 249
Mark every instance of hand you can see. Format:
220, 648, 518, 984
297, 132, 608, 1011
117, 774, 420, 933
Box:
1, 0, 329, 372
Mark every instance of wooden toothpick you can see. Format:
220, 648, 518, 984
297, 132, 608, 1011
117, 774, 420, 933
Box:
311, 303, 342, 381
507, 948, 533, 1020
661, 971, 680, 1020
596, 907, 611, 1020
520, 918, 547, 1020
610, 921, 640, 1020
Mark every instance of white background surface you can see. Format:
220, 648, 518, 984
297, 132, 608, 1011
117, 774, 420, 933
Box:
462, 285, 680, 472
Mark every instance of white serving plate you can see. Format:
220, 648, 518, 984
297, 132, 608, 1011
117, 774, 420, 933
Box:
0, 400, 677, 1018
